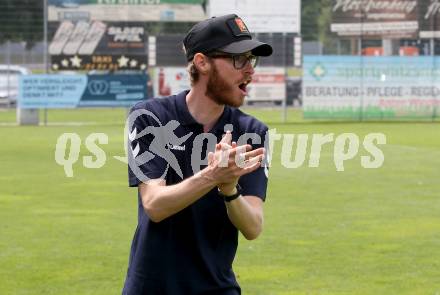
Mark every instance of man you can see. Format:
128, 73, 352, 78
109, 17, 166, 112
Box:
122, 14, 273, 295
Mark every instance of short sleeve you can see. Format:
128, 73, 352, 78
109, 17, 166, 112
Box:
238, 127, 269, 201
127, 107, 169, 187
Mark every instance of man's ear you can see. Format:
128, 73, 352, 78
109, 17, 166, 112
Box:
193, 53, 211, 74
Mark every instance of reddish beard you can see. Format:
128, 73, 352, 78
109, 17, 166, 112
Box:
205, 63, 244, 108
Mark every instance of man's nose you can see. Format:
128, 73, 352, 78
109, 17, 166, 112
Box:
244, 62, 255, 75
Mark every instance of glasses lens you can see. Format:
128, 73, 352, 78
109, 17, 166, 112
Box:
232, 55, 246, 69
233, 55, 258, 69
250, 56, 258, 68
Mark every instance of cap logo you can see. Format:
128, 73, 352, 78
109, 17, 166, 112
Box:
234, 18, 249, 33
226, 17, 251, 38
235, 17, 249, 33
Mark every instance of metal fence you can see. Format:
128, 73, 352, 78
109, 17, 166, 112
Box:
2, 0, 440, 120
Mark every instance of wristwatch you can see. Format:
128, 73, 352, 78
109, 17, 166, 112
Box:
218, 184, 242, 202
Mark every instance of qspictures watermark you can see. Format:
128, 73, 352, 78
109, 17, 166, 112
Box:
54, 111, 386, 178
54, 131, 386, 177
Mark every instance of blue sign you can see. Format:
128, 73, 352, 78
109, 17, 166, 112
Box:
303, 56, 440, 120
19, 74, 148, 109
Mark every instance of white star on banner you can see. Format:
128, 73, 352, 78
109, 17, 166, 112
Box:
70, 55, 82, 68
140, 64, 147, 70
61, 59, 69, 67
118, 55, 129, 68
130, 59, 138, 68
52, 64, 59, 71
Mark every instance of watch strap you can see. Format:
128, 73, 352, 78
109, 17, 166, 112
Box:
218, 184, 242, 202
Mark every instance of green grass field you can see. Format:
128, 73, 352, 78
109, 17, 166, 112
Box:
1, 108, 440, 294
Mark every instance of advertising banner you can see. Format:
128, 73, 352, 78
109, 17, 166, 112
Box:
303, 56, 440, 120
330, 0, 419, 38
49, 21, 148, 71
152, 66, 286, 103
208, 0, 300, 33
19, 74, 148, 108
51, 54, 147, 71
48, 0, 206, 22
247, 67, 286, 102
49, 21, 146, 55
153, 67, 190, 98
419, 0, 440, 38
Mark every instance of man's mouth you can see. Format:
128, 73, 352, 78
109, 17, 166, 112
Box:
238, 78, 252, 95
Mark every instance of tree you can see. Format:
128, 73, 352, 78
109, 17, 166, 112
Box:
302, 0, 337, 53
301, 0, 322, 41
0, 0, 43, 49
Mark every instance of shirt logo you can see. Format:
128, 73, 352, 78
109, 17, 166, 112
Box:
167, 143, 186, 151
127, 109, 192, 181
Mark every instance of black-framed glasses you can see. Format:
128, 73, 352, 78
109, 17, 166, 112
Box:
207, 53, 259, 70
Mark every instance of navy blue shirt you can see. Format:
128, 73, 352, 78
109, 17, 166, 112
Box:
123, 90, 269, 295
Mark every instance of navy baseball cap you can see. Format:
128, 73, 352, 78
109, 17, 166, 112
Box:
183, 14, 273, 61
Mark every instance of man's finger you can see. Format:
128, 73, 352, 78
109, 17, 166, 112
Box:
217, 142, 232, 151
234, 147, 265, 166
207, 151, 214, 165
238, 155, 264, 174
235, 152, 247, 168
220, 131, 232, 145
233, 148, 264, 168
241, 147, 265, 161
244, 154, 263, 168
228, 144, 252, 157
